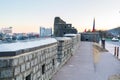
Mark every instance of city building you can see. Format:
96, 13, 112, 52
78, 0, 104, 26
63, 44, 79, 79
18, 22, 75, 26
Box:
1, 27, 12, 34
54, 17, 77, 37
40, 27, 52, 38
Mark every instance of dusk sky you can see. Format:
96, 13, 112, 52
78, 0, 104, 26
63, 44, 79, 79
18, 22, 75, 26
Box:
0, 0, 120, 33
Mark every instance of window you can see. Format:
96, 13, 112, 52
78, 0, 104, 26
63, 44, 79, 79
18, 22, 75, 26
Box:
26, 74, 31, 80
65, 26, 66, 28
42, 64, 45, 74
52, 59, 55, 66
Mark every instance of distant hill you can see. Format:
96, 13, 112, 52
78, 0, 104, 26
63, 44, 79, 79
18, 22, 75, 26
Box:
107, 27, 120, 36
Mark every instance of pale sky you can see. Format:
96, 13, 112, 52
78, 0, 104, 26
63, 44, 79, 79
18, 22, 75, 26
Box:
0, 0, 120, 33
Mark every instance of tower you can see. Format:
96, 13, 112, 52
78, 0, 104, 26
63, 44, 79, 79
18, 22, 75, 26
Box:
92, 18, 95, 32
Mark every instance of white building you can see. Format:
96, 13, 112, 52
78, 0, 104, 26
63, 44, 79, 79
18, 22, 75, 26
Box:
40, 27, 52, 37
1, 27, 12, 34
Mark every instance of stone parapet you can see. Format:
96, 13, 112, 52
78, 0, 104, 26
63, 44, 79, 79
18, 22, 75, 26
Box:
0, 39, 58, 80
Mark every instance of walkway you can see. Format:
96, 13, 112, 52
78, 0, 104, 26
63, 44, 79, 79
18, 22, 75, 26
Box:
53, 42, 120, 80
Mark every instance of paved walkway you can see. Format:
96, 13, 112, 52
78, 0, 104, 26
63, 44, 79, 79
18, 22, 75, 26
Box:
95, 52, 120, 80
53, 42, 120, 80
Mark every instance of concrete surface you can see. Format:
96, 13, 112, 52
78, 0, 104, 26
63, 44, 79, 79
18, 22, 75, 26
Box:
53, 42, 120, 80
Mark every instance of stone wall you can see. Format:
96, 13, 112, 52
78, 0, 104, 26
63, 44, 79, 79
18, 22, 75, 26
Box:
0, 43, 57, 80
64, 34, 81, 54
56, 37, 72, 65
0, 35, 81, 80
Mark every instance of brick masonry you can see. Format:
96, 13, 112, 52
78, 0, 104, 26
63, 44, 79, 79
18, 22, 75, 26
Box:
0, 43, 58, 80
0, 34, 80, 80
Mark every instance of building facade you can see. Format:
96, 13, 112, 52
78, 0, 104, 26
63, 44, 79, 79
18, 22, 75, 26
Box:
40, 27, 52, 38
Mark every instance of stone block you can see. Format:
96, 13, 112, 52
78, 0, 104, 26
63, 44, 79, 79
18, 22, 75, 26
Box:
36, 70, 41, 78
0, 59, 11, 68
25, 55, 29, 62
24, 69, 32, 78
34, 58, 38, 65
0, 68, 13, 78
32, 74, 36, 80
38, 77, 42, 80
38, 64, 41, 70
15, 74, 23, 80
21, 64, 25, 72
37, 56, 40, 64
33, 67, 36, 74
31, 60, 35, 67
26, 61, 30, 70
35, 65, 39, 72
41, 55, 43, 62
19, 56, 24, 64
12, 58, 19, 66
28, 54, 32, 61
32, 52, 36, 59
14, 66, 20, 76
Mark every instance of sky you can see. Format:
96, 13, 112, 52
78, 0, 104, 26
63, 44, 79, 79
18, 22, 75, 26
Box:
0, 0, 120, 33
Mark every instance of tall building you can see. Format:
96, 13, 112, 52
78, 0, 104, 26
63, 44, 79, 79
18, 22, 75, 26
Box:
54, 17, 77, 37
40, 27, 52, 37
